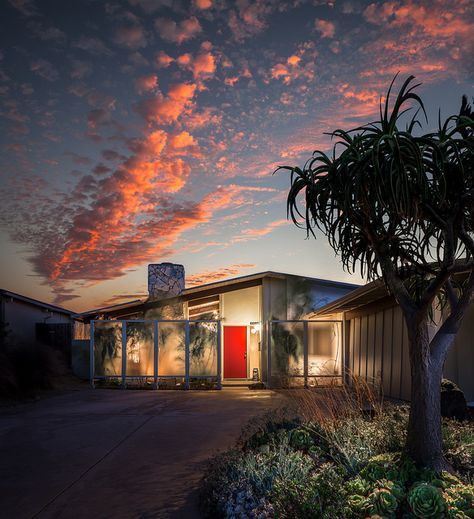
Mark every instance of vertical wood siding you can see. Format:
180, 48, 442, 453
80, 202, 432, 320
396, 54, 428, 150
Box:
347, 304, 474, 401
348, 306, 411, 400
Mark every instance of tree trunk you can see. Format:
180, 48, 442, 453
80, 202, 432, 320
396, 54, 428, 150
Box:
404, 321, 451, 471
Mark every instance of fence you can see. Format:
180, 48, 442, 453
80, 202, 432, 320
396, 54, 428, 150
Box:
91, 319, 221, 389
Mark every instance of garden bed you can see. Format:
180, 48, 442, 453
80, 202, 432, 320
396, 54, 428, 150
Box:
200, 388, 473, 518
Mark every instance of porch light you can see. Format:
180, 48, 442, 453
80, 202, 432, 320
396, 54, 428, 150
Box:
250, 322, 261, 335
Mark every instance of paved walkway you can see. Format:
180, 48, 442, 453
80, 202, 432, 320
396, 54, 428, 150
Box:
0, 389, 283, 518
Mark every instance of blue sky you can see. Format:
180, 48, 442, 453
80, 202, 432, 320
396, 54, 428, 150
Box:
0, 0, 473, 311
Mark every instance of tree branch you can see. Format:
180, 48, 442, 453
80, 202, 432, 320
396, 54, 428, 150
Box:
431, 270, 474, 359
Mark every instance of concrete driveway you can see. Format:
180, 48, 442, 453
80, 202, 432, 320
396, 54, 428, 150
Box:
0, 389, 283, 519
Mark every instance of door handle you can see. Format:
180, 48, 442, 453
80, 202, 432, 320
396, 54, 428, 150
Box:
244, 352, 247, 359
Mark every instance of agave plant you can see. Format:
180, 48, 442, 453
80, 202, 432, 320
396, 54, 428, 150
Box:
408, 482, 446, 518
280, 75, 474, 469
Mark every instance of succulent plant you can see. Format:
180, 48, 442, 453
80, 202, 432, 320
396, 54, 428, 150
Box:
408, 483, 446, 518
347, 493, 367, 513
289, 428, 313, 450
366, 486, 399, 517
360, 453, 400, 482
345, 476, 372, 497
363, 480, 404, 517
443, 484, 474, 518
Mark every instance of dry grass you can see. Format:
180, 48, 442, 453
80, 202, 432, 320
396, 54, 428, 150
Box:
279, 372, 384, 424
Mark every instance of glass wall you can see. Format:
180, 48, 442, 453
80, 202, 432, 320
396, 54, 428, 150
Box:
93, 321, 122, 377
91, 320, 219, 387
307, 321, 341, 376
126, 322, 154, 377
270, 321, 304, 377
189, 321, 218, 376
269, 320, 342, 387
158, 321, 186, 377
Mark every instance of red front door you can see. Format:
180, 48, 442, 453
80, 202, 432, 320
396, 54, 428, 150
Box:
224, 326, 247, 378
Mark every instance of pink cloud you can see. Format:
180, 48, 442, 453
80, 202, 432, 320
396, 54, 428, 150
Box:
135, 74, 158, 94
155, 16, 202, 44
30, 59, 59, 81
314, 19, 336, 38
156, 51, 174, 68
228, 0, 275, 41
236, 219, 288, 241
114, 24, 147, 49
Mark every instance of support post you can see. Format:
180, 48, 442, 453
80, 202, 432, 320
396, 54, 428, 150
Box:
185, 321, 190, 390
153, 320, 158, 390
303, 320, 309, 388
267, 321, 271, 389
121, 321, 127, 389
90, 321, 95, 389
217, 320, 222, 390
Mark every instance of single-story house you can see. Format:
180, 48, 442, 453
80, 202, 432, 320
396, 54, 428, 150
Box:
77, 263, 359, 388
312, 279, 474, 402
0, 289, 76, 352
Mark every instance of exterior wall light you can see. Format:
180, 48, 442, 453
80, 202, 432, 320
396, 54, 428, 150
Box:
250, 322, 261, 335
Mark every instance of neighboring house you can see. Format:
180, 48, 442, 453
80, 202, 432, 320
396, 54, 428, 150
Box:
78, 263, 359, 387
0, 289, 76, 352
312, 279, 474, 402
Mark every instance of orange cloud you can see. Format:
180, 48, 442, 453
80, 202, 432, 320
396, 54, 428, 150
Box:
186, 263, 257, 287
38, 178, 275, 297
194, 0, 212, 9
287, 55, 301, 66
224, 76, 239, 86
177, 50, 216, 80
169, 131, 196, 149
137, 82, 196, 124
271, 53, 313, 84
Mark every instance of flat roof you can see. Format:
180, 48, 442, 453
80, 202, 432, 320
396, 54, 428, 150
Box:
183, 270, 360, 295
78, 270, 360, 319
313, 278, 392, 317
0, 289, 75, 316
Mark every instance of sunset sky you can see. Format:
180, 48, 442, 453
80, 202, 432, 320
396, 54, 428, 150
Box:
0, 0, 473, 312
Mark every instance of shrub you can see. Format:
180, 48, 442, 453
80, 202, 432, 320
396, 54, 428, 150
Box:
272, 463, 347, 519
443, 419, 474, 475
200, 443, 314, 518
6, 343, 64, 395
306, 405, 409, 474
441, 379, 468, 420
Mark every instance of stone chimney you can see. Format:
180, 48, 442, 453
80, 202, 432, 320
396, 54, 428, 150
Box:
148, 263, 185, 301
